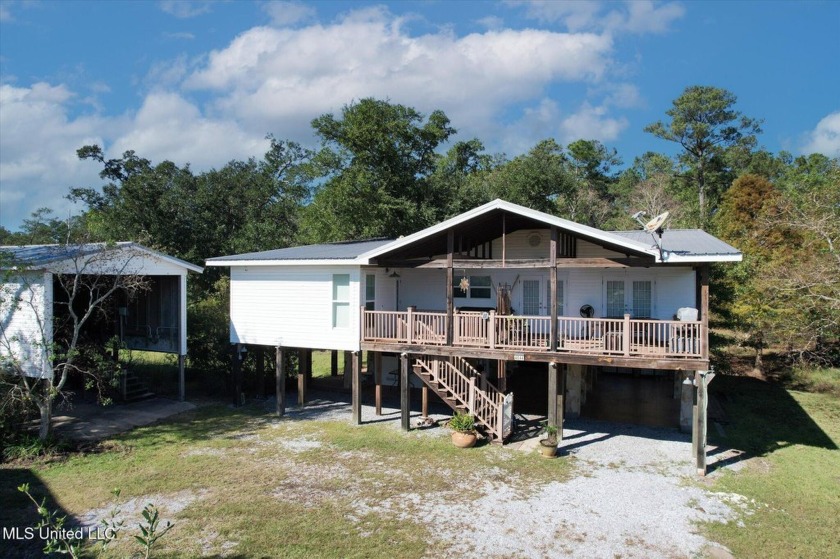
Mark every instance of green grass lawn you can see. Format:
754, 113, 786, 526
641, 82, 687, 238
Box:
703, 375, 840, 558
2, 372, 837, 558
1, 405, 570, 558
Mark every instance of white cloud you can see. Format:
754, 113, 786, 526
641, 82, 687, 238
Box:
511, 0, 684, 35
110, 92, 269, 169
0, 4, 12, 22
182, 9, 613, 140
262, 1, 316, 27
559, 102, 629, 143
801, 111, 840, 157
159, 0, 212, 19
0, 83, 110, 226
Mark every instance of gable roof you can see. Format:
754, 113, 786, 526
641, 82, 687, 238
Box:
207, 199, 742, 266
0, 242, 204, 273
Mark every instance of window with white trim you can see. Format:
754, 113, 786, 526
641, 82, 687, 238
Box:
365, 274, 376, 311
332, 274, 350, 328
453, 275, 492, 299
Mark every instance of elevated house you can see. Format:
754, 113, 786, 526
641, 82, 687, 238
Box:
207, 200, 741, 473
1, 243, 203, 401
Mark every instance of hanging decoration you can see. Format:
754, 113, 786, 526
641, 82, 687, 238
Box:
459, 276, 470, 294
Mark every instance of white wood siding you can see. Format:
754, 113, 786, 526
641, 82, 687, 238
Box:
399, 266, 696, 320
576, 240, 626, 258
229, 265, 361, 351
398, 269, 446, 311
0, 271, 53, 378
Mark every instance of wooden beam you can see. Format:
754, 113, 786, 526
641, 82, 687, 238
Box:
374, 352, 383, 416
547, 362, 558, 429
558, 364, 566, 443
360, 341, 709, 371
695, 370, 709, 476
400, 353, 410, 431
330, 350, 338, 376
298, 348, 308, 406
378, 257, 658, 269
352, 351, 362, 425
422, 385, 429, 418
275, 347, 285, 417
446, 230, 454, 345
550, 227, 558, 352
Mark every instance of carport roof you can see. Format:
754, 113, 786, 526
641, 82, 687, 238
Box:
0, 242, 204, 273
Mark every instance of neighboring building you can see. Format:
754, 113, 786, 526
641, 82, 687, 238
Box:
0, 243, 203, 400
207, 200, 740, 472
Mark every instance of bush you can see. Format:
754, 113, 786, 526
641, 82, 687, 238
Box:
0, 371, 37, 461
448, 411, 475, 433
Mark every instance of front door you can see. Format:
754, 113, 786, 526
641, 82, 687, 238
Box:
521, 276, 545, 316
604, 276, 654, 318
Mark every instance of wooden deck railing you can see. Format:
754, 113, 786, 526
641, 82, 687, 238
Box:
362, 309, 703, 359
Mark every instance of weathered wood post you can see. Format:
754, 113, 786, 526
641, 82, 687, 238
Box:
558, 364, 566, 443
275, 346, 285, 417
694, 369, 714, 476
298, 348, 309, 406
623, 314, 631, 357
352, 351, 362, 425
374, 352, 383, 416
330, 350, 338, 376
421, 386, 429, 418
343, 351, 352, 389
547, 362, 558, 430
400, 352, 410, 431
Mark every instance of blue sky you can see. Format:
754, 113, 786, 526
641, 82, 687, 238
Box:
1, 0, 838, 230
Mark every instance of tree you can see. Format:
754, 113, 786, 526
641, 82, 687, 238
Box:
302, 98, 456, 242
69, 137, 310, 285
478, 139, 576, 215
1, 242, 149, 439
645, 86, 762, 226
714, 174, 787, 372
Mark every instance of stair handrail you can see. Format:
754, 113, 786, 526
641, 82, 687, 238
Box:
414, 356, 505, 440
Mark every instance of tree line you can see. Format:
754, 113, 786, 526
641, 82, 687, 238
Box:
2, 86, 838, 371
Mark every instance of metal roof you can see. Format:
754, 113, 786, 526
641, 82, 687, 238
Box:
206, 200, 742, 266
611, 230, 742, 259
0, 242, 204, 273
206, 238, 393, 263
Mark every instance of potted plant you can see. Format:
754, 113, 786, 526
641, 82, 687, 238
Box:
448, 411, 478, 448
539, 424, 558, 458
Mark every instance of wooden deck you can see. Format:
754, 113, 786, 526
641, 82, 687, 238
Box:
361, 309, 708, 371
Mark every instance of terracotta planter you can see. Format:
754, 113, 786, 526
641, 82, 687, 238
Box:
451, 430, 478, 448
539, 439, 556, 458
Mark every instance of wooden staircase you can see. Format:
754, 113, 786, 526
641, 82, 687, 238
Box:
413, 356, 512, 442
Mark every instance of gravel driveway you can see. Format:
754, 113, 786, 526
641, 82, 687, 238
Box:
283, 394, 747, 559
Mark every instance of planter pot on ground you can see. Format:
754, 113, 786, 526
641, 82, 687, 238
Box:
539, 438, 557, 458
451, 430, 478, 448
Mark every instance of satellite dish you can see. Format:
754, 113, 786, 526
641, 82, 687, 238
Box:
580, 304, 595, 318
643, 211, 670, 234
